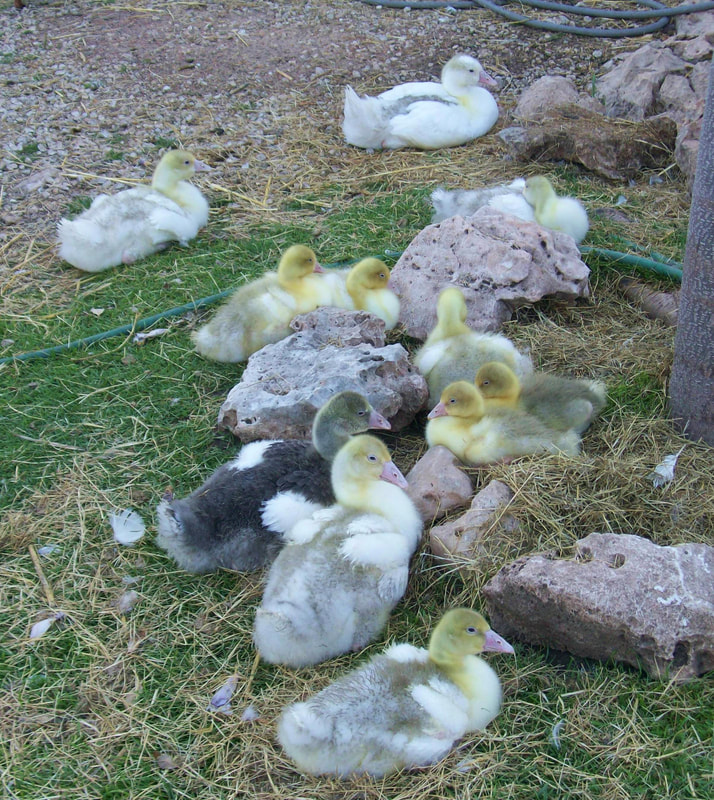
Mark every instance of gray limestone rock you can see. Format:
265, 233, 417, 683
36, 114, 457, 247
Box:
430, 480, 518, 568
217, 307, 427, 440
483, 532, 714, 682
405, 446, 473, 524
391, 207, 590, 340
596, 45, 688, 121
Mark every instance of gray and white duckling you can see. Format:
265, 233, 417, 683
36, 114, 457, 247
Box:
192, 244, 332, 362
414, 287, 532, 407
277, 608, 514, 777
57, 149, 210, 272
430, 178, 534, 224
155, 392, 390, 573
426, 381, 581, 465
475, 361, 606, 434
253, 435, 422, 667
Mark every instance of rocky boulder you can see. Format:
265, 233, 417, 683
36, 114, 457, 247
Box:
391, 207, 590, 339
405, 446, 473, 523
498, 105, 677, 181
514, 75, 605, 120
483, 532, 714, 682
430, 480, 518, 569
217, 307, 428, 440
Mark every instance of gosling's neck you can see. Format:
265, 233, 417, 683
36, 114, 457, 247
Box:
428, 643, 473, 694
311, 418, 348, 461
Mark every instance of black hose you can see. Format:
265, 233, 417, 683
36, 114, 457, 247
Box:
356, 0, 714, 38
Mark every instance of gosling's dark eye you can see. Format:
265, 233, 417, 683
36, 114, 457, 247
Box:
466, 626, 478, 635
449, 397, 456, 404
357, 410, 366, 416
367, 454, 378, 462
482, 380, 490, 386
379, 272, 385, 279
184, 159, 191, 166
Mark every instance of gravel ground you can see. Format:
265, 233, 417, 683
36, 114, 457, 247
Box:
0, 0, 641, 255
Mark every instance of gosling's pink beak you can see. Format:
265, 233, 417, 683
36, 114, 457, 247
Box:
380, 460, 408, 489
368, 409, 391, 431
313, 261, 325, 273
193, 158, 211, 172
483, 628, 515, 654
427, 402, 447, 420
478, 69, 499, 90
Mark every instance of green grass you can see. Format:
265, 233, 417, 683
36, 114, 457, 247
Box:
1, 183, 712, 800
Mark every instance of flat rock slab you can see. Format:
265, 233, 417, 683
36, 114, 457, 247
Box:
217, 307, 428, 441
405, 446, 473, 524
483, 533, 714, 682
498, 104, 677, 181
391, 207, 590, 340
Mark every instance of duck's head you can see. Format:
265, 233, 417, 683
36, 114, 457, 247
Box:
436, 286, 468, 326
475, 361, 521, 404
428, 381, 485, 421
429, 609, 514, 667
331, 434, 408, 506
313, 392, 391, 458
441, 54, 498, 93
277, 245, 324, 283
153, 150, 210, 182
346, 258, 391, 294
523, 176, 556, 210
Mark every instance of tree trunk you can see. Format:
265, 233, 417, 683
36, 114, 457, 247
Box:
668, 56, 714, 444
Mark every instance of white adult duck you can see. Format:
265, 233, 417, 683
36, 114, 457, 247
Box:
343, 54, 499, 150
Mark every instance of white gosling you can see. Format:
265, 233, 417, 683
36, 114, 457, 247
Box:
57, 149, 210, 272
414, 287, 532, 407
192, 244, 332, 362
430, 178, 535, 224
253, 435, 422, 667
343, 54, 499, 150
523, 175, 589, 244
277, 608, 514, 777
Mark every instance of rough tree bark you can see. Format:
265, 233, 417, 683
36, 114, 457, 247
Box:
668, 56, 714, 444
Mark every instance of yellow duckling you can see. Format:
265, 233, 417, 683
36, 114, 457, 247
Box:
475, 361, 607, 434
254, 434, 422, 667
192, 244, 332, 362
427, 381, 580, 465
414, 287, 532, 407
278, 608, 514, 777
57, 149, 210, 272
523, 176, 589, 244
322, 258, 401, 330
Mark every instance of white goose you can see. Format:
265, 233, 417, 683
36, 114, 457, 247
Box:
343, 54, 499, 150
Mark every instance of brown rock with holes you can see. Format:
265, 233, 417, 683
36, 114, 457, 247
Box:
483, 533, 714, 682
498, 105, 677, 181
391, 207, 589, 339
217, 307, 427, 441
429, 480, 518, 567
405, 446, 473, 524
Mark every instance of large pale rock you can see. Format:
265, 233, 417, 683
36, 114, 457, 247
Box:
658, 73, 700, 123
498, 105, 677, 181
675, 9, 714, 39
483, 533, 714, 682
514, 75, 605, 120
391, 207, 589, 339
596, 45, 688, 120
406, 446, 473, 524
430, 480, 518, 566
217, 307, 427, 440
